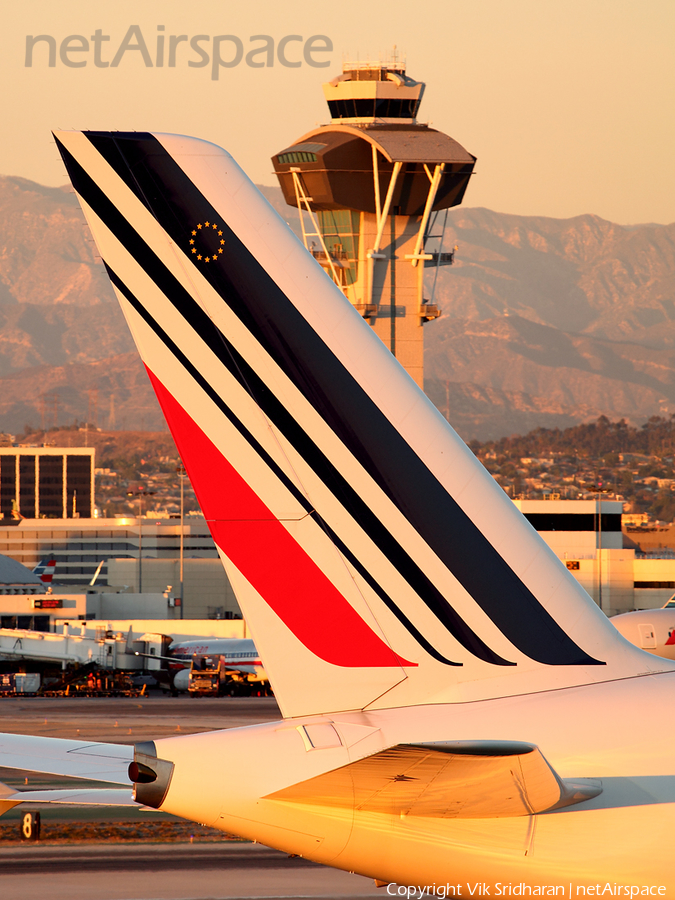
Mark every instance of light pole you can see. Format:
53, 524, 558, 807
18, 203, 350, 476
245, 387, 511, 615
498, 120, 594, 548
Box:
585, 482, 612, 612
127, 489, 156, 593
176, 464, 186, 619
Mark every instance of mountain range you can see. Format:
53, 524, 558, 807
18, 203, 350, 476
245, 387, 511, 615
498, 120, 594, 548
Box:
0, 174, 673, 441
425, 208, 675, 437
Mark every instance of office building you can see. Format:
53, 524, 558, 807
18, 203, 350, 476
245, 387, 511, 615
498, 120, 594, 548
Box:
0, 447, 94, 520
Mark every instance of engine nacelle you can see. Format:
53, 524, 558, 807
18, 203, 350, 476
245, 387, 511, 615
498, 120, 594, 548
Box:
172, 669, 190, 692
128, 741, 175, 809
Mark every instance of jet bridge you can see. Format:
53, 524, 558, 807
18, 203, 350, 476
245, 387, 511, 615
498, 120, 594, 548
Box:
0, 625, 170, 672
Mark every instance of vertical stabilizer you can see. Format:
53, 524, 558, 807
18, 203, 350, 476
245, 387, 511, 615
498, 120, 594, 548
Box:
54, 131, 673, 718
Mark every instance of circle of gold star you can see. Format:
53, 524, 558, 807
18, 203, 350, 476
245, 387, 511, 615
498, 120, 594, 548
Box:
188, 221, 226, 263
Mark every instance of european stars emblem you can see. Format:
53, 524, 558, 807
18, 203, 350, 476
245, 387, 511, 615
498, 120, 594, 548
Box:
188, 221, 226, 264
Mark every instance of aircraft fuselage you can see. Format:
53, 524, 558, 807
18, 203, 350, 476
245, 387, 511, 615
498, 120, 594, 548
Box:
151, 670, 675, 889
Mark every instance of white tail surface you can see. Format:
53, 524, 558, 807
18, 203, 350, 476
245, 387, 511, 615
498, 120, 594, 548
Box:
54, 131, 672, 718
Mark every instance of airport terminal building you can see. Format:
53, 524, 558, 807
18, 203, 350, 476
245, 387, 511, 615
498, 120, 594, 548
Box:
0, 478, 674, 624
0, 517, 239, 621
515, 498, 675, 616
0, 445, 239, 620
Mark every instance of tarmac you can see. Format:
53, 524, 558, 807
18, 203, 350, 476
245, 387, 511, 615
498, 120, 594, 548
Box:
0, 695, 283, 743
0, 842, 383, 900
0, 696, 383, 900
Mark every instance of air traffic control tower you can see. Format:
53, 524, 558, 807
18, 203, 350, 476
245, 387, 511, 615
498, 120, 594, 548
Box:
272, 59, 476, 387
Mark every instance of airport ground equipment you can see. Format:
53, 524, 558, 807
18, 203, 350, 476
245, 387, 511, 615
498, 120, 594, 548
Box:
187, 654, 226, 696
0, 672, 40, 694
169, 636, 268, 694
181, 653, 270, 697
43, 664, 144, 698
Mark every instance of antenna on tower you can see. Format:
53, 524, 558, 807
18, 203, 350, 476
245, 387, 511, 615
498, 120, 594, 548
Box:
86, 389, 98, 429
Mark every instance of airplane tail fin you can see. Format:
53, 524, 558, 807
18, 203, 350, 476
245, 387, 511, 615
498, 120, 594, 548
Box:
53, 131, 671, 718
33, 557, 56, 585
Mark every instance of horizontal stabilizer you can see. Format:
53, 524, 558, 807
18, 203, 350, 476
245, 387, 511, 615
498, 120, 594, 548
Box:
0, 734, 132, 784
0, 786, 135, 807
266, 740, 601, 818
0, 781, 19, 818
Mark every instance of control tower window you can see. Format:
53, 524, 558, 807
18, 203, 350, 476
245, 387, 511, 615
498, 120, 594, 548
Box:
328, 98, 420, 119
277, 151, 318, 165
374, 98, 420, 118
317, 210, 360, 286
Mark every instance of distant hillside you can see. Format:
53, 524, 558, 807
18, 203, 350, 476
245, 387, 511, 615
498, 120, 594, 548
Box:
423, 208, 675, 437
0, 175, 674, 440
472, 414, 675, 460
424, 313, 675, 441
0, 353, 165, 434
431, 209, 675, 345
0, 176, 132, 372
0, 176, 302, 435
16, 426, 178, 467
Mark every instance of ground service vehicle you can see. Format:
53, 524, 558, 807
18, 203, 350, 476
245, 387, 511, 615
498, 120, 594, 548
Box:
187, 655, 225, 696
169, 637, 267, 693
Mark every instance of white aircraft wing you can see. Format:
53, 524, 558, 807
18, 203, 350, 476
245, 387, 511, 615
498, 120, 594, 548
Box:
0, 734, 133, 784
266, 741, 600, 818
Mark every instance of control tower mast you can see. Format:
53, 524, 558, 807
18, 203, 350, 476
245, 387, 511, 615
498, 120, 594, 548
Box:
272, 57, 475, 387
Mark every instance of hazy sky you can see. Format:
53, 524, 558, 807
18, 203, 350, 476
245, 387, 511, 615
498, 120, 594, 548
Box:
3, 0, 674, 223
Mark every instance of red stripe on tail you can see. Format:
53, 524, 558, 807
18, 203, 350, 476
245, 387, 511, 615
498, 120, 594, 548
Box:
146, 367, 415, 669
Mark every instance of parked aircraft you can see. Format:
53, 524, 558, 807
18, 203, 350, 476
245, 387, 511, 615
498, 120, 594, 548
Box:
123, 631, 266, 691
611, 600, 675, 661
168, 637, 266, 690
0, 131, 674, 890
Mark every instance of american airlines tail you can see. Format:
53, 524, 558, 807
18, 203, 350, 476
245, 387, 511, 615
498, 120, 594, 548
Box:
33, 557, 56, 585
53, 131, 669, 719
